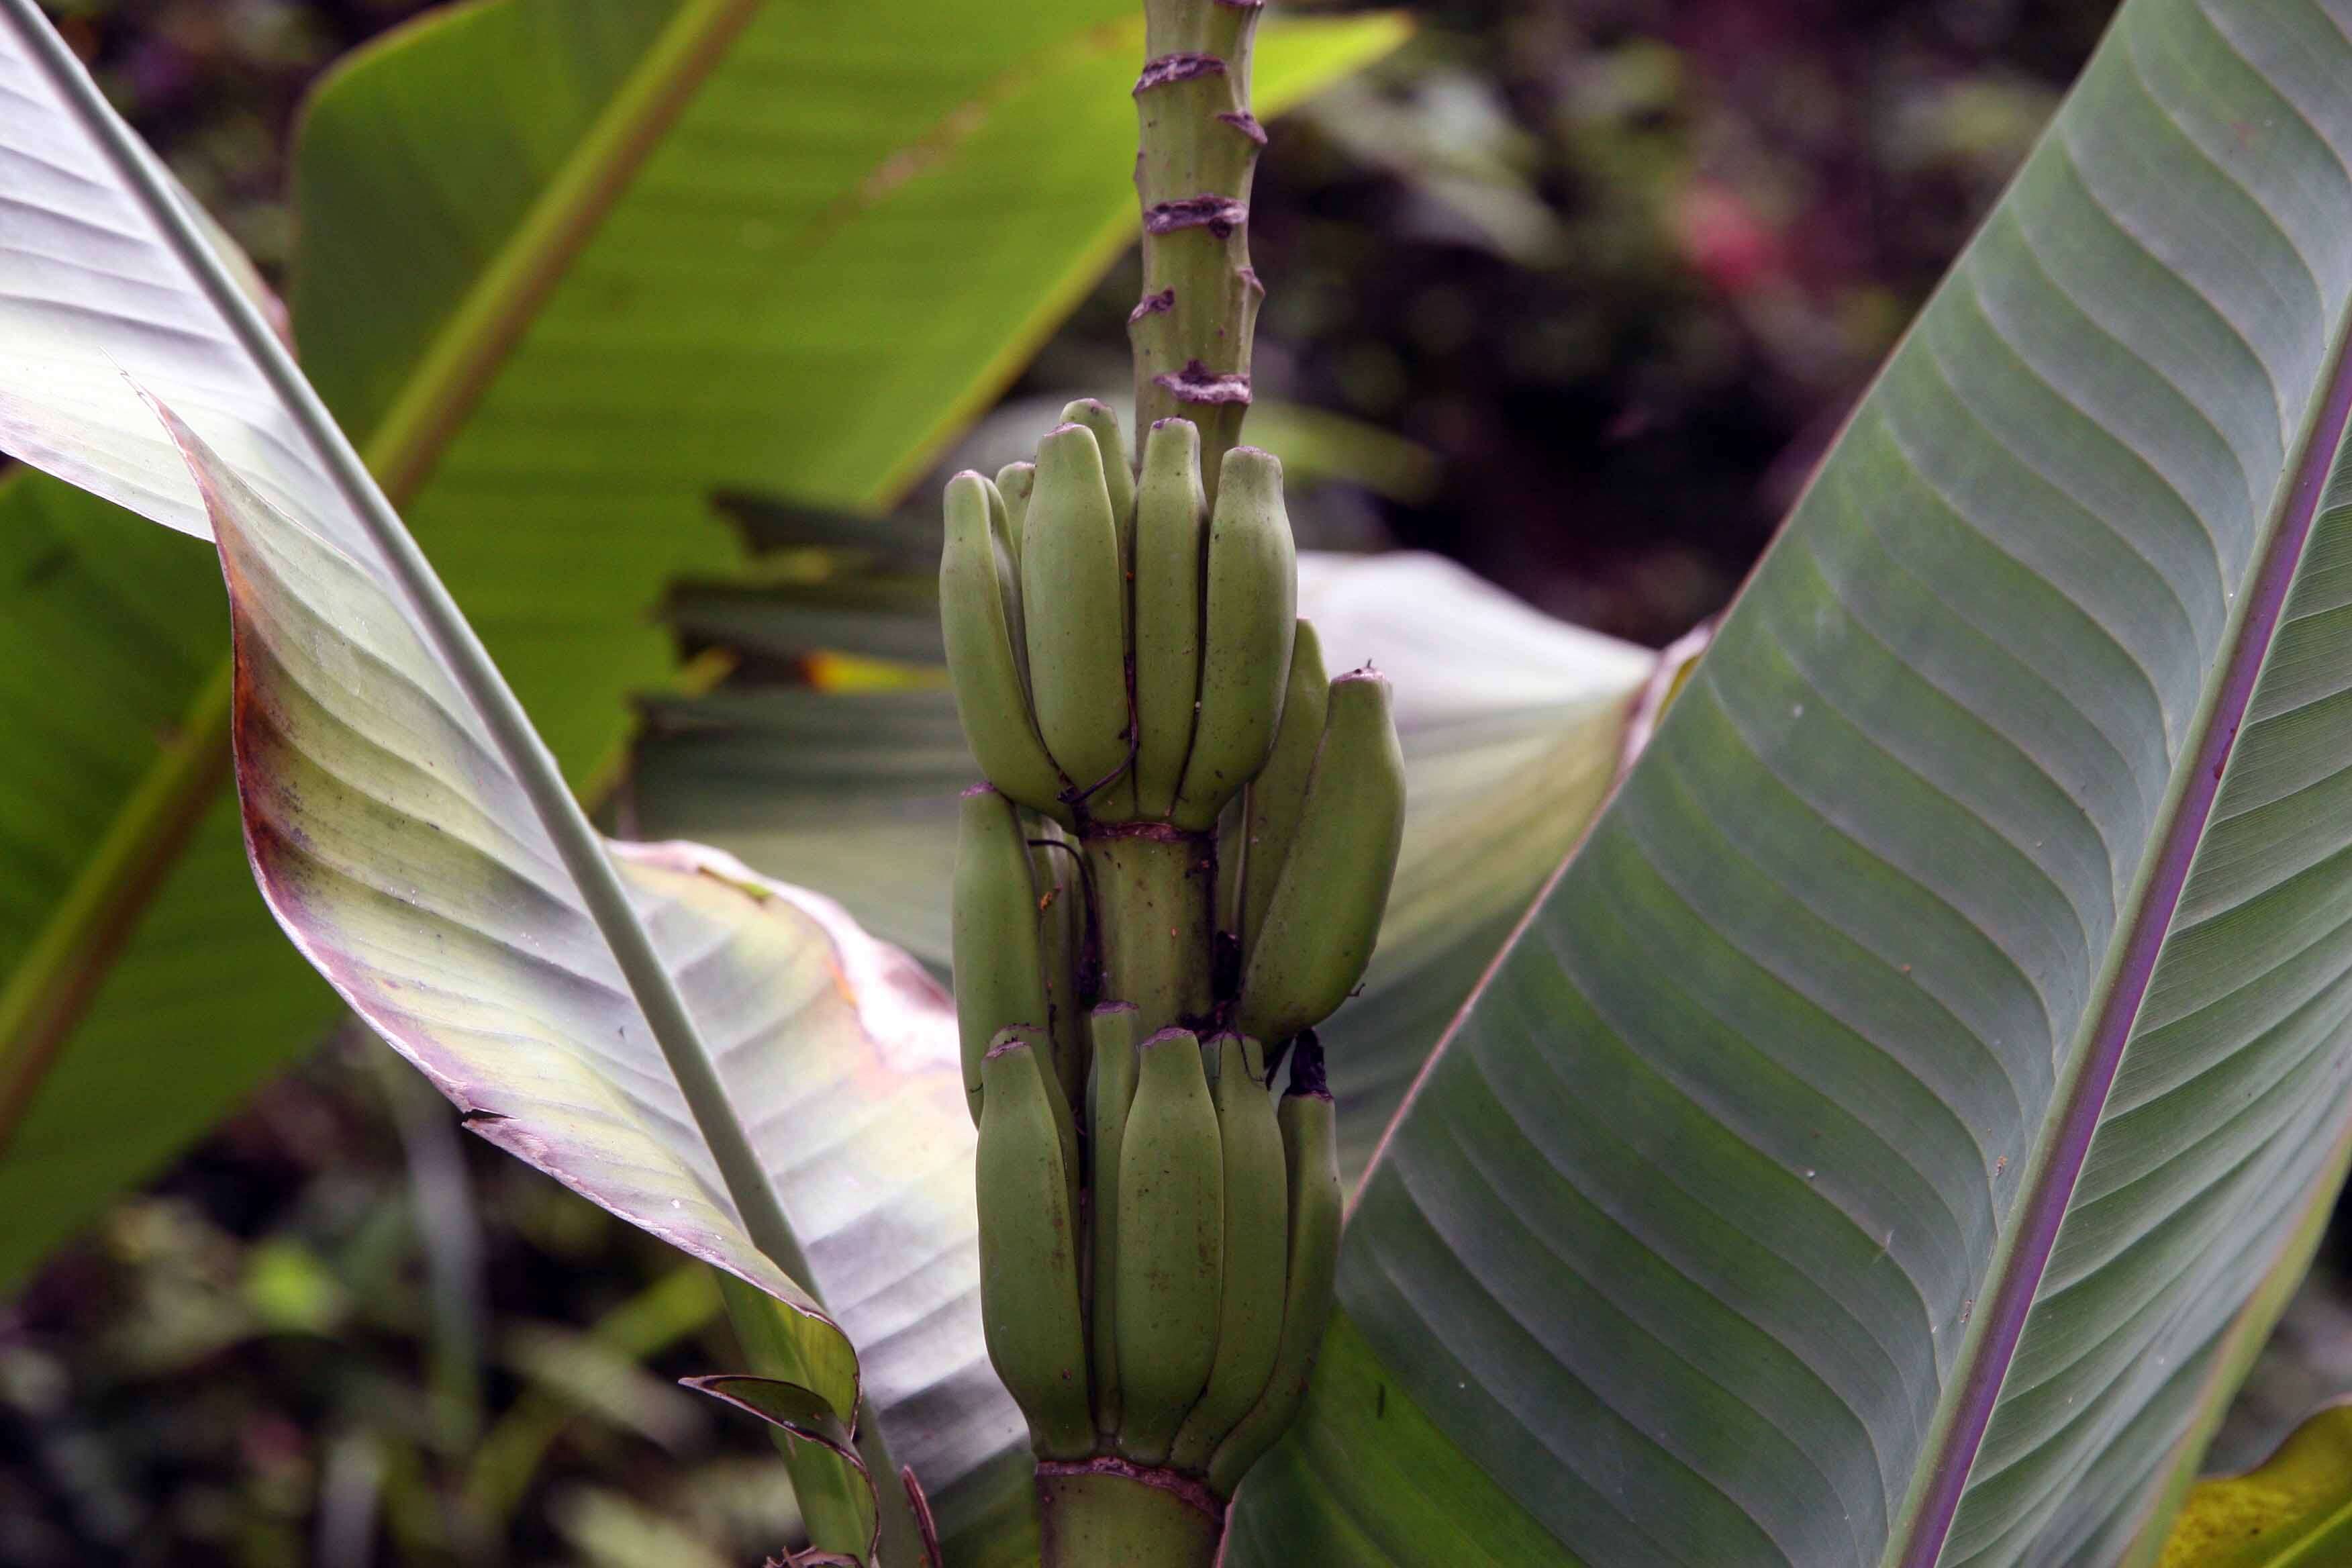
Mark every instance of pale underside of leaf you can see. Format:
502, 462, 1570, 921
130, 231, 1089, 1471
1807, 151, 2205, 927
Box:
170, 401, 1022, 1516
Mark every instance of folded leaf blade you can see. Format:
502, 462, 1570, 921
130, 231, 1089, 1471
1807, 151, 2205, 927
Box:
0, 15, 357, 551
165, 396, 1021, 1518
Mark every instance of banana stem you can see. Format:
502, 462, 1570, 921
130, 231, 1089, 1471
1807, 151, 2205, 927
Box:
1131, 0, 1265, 501
1086, 828, 1216, 1038
1038, 1461, 1225, 1568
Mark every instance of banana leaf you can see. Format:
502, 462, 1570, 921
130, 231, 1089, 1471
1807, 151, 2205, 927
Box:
0, 0, 1406, 1288
1226, 1, 2352, 1562
2153, 1403, 2352, 1567
0, 8, 1003, 1553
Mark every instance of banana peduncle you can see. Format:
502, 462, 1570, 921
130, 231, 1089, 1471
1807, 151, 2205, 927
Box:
1131, 0, 1265, 500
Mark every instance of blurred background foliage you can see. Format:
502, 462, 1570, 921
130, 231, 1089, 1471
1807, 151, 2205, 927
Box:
11, 1, 2289, 1564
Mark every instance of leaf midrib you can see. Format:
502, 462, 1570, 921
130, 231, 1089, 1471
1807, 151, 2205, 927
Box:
0, 0, 761, 1155
1884, 253, 2352, 1568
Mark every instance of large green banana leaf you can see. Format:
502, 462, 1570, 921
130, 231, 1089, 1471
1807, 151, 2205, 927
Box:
1226, 1, 2352, 1563
0, 0, 1404, 1287
626, 548, 1659, 1181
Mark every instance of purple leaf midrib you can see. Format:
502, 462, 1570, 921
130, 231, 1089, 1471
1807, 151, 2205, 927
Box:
1892, 311, 2352, 1568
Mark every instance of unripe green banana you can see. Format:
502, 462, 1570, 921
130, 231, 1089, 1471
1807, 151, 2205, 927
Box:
1059, 398, 1136, 558
1207, 1037, 1342, 1496
1131, 419, 1210, 819
1171, 447, 1296, 830
1029, 820, 1091, 1108
953, 785, 1050, 1124
1114, 1026, 1224, 1465
1022, 423, 1133, 811
1168, 1032, 1289, 1473
975, 1027, 1093, 1461
1238, 618, 1327, 965
1237, 669, 1405, 1043
1085, 1002, 1142, 1437
940, 471, 1071, 824
995, 460, 1036, 565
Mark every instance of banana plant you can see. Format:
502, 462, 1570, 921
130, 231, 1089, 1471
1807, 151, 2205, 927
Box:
11, 0, 2352, 1565
0, 0, 1403, 1289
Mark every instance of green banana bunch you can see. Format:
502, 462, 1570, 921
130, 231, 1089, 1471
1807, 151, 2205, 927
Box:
1237, 668, 1406, 1044
1206, 1036, 1343, 1495
975, 1026, 1094, 1461
1172, 447, 1297, 831
952, 785, 1050, 1124
1168, 1031, 1288, 1472
942, 399, 1388, 1504
1114, 1026, 1224, 1465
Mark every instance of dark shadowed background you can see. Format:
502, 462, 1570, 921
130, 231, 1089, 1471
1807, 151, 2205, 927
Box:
19, 3, 2321, 1566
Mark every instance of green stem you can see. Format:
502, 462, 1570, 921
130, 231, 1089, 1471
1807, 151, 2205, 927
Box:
1130, 0, 1265, 501
1087, 828, 1216, 1038
1038, 1461, 1224, 1568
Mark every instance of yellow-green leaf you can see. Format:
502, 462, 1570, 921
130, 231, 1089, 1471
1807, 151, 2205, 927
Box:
2161, 1405, 2352, 1568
